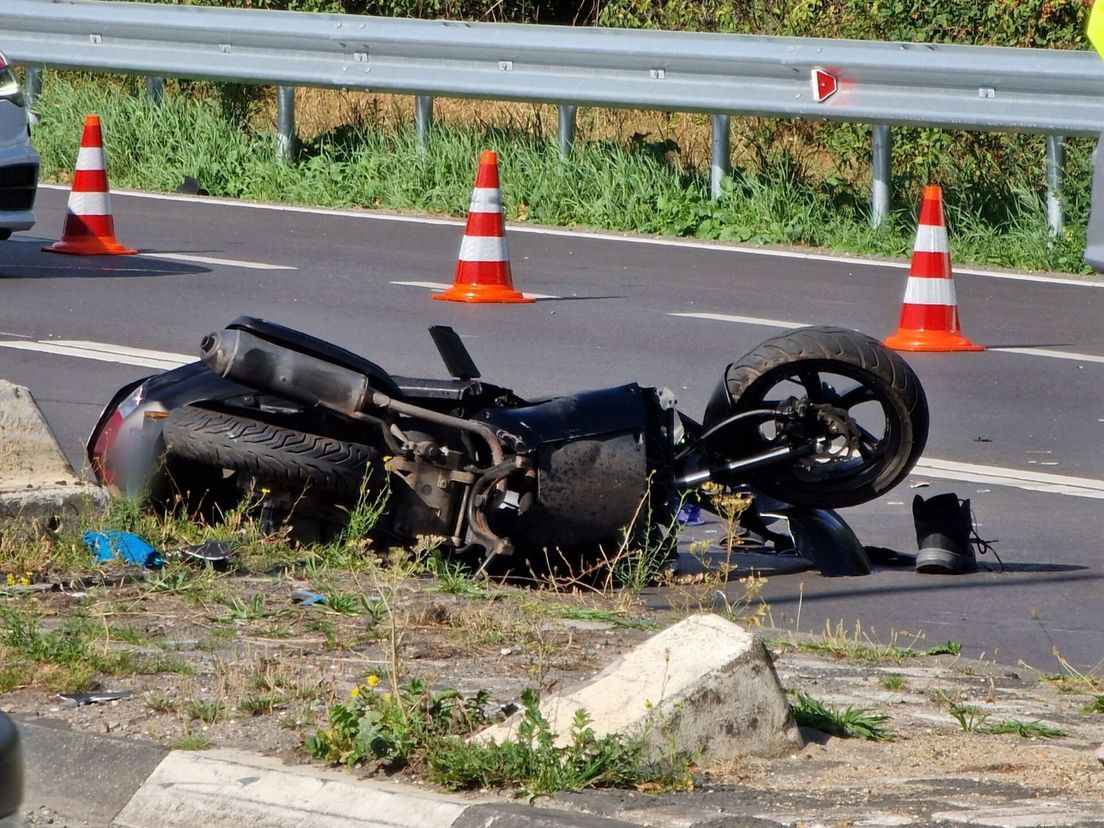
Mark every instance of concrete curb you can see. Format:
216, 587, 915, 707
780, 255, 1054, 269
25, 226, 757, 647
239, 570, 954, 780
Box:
15, 718, 635, 828
112, 750, 635, 828
0, 380, 107, 521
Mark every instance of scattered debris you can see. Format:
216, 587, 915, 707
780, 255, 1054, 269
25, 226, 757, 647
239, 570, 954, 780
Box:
57, 690, 135, 708
173, 540, 234, 571
83, 531, 164, 568
290, 589, 325, 606
677, 504, 705, 525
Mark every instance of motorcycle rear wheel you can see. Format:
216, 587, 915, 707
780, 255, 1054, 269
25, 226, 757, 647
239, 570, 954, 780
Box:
162, 405, 380, 498
703, 326, 929, 509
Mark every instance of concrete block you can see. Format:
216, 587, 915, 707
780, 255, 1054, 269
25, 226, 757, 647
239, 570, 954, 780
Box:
478, 614, 803, 762
0, 380, 106, 521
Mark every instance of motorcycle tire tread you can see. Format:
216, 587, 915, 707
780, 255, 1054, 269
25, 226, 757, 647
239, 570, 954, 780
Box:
162, 405, 378, 497
718, 325, 928, 509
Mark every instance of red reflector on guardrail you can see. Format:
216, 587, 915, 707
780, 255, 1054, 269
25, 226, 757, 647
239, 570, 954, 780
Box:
812, 68, 838, 102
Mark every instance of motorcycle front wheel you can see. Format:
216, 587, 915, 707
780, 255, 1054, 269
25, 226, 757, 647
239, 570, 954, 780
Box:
702, 326, 929, 509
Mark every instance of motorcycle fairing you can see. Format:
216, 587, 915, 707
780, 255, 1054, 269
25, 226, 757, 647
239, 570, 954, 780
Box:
475, 384, 652, 548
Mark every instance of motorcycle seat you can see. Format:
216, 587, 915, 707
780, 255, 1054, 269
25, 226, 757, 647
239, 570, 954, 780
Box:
226, 315, 402, 398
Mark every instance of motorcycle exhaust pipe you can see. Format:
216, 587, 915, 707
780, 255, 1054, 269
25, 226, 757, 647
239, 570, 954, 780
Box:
200, 328, 383, 418
201, 327, 507, 465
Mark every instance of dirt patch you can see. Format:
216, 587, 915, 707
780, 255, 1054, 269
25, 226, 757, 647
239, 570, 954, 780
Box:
1, 539, 1102, 805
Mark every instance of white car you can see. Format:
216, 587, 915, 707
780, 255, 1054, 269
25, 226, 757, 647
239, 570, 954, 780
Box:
0, 50, 38, 240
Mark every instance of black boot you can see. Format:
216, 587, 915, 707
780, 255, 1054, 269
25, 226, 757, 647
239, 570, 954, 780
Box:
913, 493, 977, 574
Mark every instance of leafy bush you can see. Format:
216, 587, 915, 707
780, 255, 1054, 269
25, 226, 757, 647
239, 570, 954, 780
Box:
304, 680, 694, 795
305, 677, 491, 768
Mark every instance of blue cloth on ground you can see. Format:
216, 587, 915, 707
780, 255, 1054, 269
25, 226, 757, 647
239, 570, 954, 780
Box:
83, 531, 165, 568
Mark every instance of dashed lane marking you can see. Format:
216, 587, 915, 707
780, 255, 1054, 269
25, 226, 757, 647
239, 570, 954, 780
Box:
670, 312, 1104, 365
0, 339, 191, 370
3, 336, 1101, 499
912, 459, 1104, 500
55, 186, 1102, 290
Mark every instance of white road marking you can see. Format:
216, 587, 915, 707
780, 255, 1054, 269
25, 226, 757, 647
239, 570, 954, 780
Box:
913, 459, 1104, 500
987, 346, 1104, 365
52, 340, 194, 364
671, 312, 1104, 365
2, 332, 1101, 499
0, 339, 190, 370
147, 252, 296, 271
46, 185, 1102, 290
390, 280, 558, 300
669, 311, 807, 329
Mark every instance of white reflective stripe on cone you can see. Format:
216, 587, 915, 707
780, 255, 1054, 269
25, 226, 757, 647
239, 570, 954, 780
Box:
75, 146, 108, 171
903, 276, 957, 306
469, 187, 503, 213
913, 224, 949, 254
458, 235, 509, 262
66, 191, 112, 215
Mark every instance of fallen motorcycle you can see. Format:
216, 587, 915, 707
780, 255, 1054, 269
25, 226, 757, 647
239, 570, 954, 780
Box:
88, 318, 929, 573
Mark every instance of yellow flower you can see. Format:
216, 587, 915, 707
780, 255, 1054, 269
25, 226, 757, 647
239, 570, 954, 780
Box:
349, 687, 360, 698
366, 675, 380, 687
4, 574, 14, 586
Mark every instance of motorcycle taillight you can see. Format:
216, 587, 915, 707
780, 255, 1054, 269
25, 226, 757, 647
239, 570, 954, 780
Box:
90, 386, 145, 487
90, 410, 124, 486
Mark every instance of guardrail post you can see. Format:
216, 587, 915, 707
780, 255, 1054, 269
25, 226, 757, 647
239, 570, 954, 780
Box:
710, 114, 730, 199
277, 86, 295, 163
1046, 135, 1065, 239
558, 105, 577, 156
415, 95, 434, 150
23, 67, 42, 112
871, 124, 891, 229
145, 76, 163, 104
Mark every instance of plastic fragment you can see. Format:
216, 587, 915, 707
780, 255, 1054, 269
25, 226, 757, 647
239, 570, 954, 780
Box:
676, 504, 705, 525
291, 589, 325, 606
57, 690, 134, 708
175, 540, 234, 571
83, 531, 164, 568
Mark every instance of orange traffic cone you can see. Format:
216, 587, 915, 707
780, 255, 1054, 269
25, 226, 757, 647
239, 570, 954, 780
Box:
43, 115, 136, 256
434, 151, 532, 304
884, 185, 982, 352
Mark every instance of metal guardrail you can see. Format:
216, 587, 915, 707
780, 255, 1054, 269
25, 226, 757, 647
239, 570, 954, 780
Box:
3, 0, 1104, 230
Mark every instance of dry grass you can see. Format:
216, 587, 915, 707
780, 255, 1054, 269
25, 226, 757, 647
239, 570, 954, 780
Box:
286, 87, 725, 167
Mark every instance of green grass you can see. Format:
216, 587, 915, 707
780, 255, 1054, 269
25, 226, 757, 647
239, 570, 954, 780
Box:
171, 732, 214, 750
185, 699, 227, 723
945, 702, 1069, 738
878, 673, 906, 691
1083, 695, 1104, 714
552, 607, 658, 631
789, 692, 893, 741
27, 72, 1096, 276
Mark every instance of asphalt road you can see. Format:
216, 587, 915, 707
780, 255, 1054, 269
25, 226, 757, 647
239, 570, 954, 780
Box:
2, 185, 1102, 672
